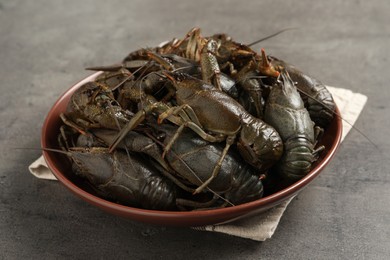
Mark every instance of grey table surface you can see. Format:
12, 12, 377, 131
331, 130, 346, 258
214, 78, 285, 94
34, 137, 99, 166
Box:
1, 0, 389, 259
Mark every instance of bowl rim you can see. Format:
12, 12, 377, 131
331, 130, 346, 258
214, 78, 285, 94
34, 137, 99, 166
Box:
41, 72, 342, 226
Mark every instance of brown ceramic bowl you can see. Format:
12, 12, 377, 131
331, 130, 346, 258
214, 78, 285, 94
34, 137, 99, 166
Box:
42, 72, 342, 227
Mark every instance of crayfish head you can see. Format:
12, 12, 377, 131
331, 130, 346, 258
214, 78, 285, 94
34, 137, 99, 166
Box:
237, 118, 283, 171
162, 71, 205, 91
68, 82, 98, 112
162, 71, 185, 84
68, 147, 114, 185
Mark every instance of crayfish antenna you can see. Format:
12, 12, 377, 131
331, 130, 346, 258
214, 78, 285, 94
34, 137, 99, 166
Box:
16, 147, 70, 156
247, 27, 297, 47
296, 87, 379, 150
85, 64, 124, 72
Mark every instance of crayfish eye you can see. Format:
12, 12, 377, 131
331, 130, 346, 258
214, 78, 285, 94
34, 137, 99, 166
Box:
156, 131, 166, 141
210, 40, 218, 50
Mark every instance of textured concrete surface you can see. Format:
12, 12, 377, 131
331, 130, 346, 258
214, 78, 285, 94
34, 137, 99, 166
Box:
1, 0, 389, 259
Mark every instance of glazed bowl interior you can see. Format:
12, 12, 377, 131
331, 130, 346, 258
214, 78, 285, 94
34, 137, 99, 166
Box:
42, 72, 342, 227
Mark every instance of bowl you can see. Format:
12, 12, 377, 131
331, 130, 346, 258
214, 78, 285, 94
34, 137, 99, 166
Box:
41, 72, 342, 227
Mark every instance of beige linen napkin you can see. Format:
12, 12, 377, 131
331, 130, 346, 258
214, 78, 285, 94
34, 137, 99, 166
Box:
28, 86, 367, 241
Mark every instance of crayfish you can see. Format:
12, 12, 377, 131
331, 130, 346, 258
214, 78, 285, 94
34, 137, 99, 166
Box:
55, 27, 336, 210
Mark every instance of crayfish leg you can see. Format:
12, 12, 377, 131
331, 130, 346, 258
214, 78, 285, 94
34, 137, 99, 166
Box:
108, 109, 148, 153
58, 125, 72, 151
161, 119, 223, 158
313, 126, 324, 146
193, 135, 235, 194
150, 161, 196, 194
59, 113, 88, 136
313, 145, 325, 161
158, 104, 202, 127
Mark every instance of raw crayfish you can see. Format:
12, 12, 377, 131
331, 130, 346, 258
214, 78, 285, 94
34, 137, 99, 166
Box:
55, 27, 336, 210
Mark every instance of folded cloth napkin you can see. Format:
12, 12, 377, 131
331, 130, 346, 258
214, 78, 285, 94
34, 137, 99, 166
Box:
28, 86, 367, 241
